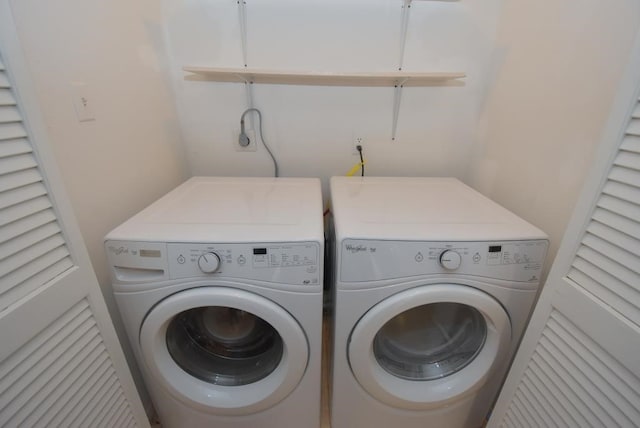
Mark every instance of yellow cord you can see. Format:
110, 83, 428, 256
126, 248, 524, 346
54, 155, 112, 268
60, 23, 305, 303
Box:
346, 160, 366, 177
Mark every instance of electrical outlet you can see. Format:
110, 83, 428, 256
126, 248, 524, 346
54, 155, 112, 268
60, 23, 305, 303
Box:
70, 83, 95, 122
353, 136, 364, 155
234, 129, 257, 152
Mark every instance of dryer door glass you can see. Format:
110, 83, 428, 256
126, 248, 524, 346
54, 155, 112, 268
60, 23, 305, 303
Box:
166, 306, 284, 386
373, 302, 486, 380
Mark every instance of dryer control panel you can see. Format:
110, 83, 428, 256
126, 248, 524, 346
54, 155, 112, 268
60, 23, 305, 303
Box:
106, 240, 321, 286
340, 239, 548, 284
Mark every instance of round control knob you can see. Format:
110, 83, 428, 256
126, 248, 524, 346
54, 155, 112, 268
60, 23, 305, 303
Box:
439, 250, 462, 270
198, 252, 221, 273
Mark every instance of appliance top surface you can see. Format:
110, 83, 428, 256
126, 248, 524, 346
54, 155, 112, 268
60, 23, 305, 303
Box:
330, 176, 548, 241
105, 177, 324, 243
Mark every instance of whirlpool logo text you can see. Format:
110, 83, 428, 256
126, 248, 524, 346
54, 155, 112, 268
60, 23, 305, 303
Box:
345, 244, 368, 254
108, 246, 129, 255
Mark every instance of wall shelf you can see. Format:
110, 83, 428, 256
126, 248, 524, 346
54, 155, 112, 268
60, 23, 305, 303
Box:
183, 0, 465, 140
183, 66, 466, 87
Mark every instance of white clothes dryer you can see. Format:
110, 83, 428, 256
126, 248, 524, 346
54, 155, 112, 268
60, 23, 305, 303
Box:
329, 177, 548, 428
105, 177, 324, 428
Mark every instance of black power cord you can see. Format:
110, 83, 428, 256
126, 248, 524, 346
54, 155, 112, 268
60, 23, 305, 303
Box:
356, 144, 364, 177
239, 108, 279, 177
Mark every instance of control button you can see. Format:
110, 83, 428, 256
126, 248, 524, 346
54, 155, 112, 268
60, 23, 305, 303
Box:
415, 252, 424, 262
270, 254, 281, 266
177, 255, 186, 264
487, 252, 501, 265
473, 252, 481, 263
237, 255, 246, 265
198, 252, 221, 273
440, 250, 462, 270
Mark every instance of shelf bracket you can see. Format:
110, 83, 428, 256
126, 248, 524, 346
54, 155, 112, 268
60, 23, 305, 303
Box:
238, 0, 249, 67
237, 0, 254, 127
392, 1, 412, 140
233, 73, 255, 129
398, 0, 412, 71
234, 73, 255, 108
244, 81, 255, 110
391, 78, 408, 141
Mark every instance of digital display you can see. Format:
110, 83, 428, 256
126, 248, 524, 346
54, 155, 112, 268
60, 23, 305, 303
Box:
253, 248, 267, 255
489, 245, 502, 253
140, 249, 161, 258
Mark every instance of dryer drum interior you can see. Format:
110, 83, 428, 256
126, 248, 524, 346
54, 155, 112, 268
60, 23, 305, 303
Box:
166, 306, 284, 386
373, 302, 487, 381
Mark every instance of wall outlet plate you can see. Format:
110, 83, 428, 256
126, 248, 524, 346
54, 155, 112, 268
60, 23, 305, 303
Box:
353, 136, 364, 155
234, 129, 257, 152
70, 82, 96, 122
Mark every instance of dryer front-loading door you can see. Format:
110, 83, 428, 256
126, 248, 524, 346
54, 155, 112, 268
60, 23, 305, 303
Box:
139, 287, 309, 415
348, 284, 511, 410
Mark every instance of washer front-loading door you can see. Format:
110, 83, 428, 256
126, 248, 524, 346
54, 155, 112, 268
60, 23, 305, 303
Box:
139, 287, 309, 415
348, 284, 511, 410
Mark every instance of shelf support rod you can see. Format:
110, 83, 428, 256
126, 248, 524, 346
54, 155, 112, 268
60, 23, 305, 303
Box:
392, 0, 412, 140
391, 78, 408, 141
244, 81, 255, 110
237, 0, 254, 125
238, 0, 249, 67
398, 0, 412, 71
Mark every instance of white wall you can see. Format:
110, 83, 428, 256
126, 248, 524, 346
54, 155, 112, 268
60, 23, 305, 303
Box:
162, 0, 502, 199
10, 0, 188, 414
468, 1, 640, 275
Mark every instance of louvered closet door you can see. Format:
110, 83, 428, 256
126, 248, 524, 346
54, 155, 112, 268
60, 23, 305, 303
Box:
0, 8, 148, 428
488, 33, 640, 428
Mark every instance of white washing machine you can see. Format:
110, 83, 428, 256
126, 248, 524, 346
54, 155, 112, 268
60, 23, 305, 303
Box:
105, 177, 324, 428
329, 177, 548, 428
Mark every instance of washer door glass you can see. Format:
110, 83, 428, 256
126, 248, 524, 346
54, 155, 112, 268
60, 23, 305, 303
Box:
373, 303, 486, 381
347, 284, 511, 410
166, 306, 284, 386
139, 287, 309, 415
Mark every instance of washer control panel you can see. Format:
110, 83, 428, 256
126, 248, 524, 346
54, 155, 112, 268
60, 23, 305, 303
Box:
340, 239, 548, 283
106, 240, 320, 286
